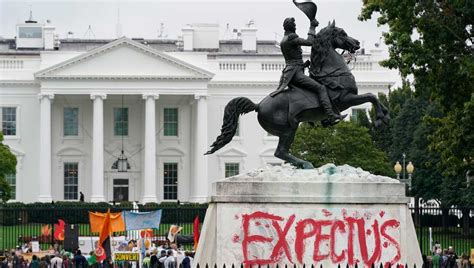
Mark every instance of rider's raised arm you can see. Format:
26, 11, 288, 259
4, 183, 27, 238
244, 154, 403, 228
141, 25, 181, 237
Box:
293, 19, 318, 47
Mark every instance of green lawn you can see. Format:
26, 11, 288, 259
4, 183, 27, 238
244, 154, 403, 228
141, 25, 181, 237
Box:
415, 227, 474, 256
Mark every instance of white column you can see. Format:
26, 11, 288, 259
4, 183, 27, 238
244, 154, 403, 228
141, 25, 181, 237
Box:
191, 94, 209, 202
141, 94, 159, 204
90, 94, 107, 202
38, 94, 54, 202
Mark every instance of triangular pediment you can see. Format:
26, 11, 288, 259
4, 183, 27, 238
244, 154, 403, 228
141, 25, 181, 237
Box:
35, 37, 214, 80
217, 147, 248, 157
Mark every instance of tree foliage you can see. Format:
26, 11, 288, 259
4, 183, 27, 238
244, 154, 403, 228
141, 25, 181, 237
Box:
0, 132, 17, 202
291, 122, 393, 176
360, 1, 474, 206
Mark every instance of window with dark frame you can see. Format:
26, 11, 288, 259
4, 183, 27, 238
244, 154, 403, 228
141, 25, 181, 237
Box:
64, 162, 78, 200
114, 107, 128, 136
163, 163, 178, 200
163, 108, 178, 136
63, 107, 79, 136
225, 163, 240, 178
1, 107, 17, 136
5, 174, 16, 200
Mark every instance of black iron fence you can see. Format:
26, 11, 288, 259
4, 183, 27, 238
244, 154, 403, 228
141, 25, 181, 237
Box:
0, 205, 208, 251
409, 206, 473, 256
194, 264, 422, 268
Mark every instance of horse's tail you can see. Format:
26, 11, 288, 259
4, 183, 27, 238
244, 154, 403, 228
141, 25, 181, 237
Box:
205, 97, 258, 155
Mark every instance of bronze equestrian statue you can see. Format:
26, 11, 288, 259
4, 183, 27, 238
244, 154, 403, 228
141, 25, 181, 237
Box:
272, 17, 346, 126
205, 2, 390, 169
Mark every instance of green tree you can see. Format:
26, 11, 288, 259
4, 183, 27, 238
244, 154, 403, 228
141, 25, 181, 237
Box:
0, 132, 17, 202
360, 0, 474, 206
291, 122, 393, 176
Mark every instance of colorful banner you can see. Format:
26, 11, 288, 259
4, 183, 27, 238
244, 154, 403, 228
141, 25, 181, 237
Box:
54, 219, 65, 241
122, 210, 162, 231
168, 225, 183, 242
114, 252, 140, 262
89, 211, 125, 233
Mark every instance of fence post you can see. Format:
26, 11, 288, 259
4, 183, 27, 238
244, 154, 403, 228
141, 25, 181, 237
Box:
462, 208, 470, 237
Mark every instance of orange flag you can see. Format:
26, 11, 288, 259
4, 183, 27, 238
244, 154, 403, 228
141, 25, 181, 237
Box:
96, 210, 112, 262
89, 211, 125, 233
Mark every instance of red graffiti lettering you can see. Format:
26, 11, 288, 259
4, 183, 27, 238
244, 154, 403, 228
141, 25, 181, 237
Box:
238, 210, 403, 266
330, 220, 346, 263
269, 214, 295, 263
381, 219, 401, 266
345, 217, 357, 266
295, 219, 317, 263
242, 211, 296, 265
312, 220, 332, 262
357, 219, 381, 266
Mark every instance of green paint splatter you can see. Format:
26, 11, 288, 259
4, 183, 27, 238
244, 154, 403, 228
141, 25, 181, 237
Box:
324, 165, 337, 175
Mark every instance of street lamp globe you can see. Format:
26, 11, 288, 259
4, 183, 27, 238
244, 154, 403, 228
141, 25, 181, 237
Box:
394, 161, 402, 179
406, 161, 415, 174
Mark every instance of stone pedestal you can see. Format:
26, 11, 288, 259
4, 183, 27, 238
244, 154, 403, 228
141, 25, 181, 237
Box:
194, 164, 422, 267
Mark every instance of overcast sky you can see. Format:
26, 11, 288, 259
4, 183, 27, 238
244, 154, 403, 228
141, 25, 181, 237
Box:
0, 0, 387, 50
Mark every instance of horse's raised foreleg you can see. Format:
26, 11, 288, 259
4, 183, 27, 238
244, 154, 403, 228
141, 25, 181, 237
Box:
339, 93, 389, 127
274, 129, 314, 169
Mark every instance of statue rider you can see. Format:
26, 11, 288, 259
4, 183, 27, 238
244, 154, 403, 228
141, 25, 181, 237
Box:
271, 17, 346, 125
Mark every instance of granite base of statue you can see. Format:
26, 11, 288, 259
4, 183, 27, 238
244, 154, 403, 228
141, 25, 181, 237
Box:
194, 164, 422, 267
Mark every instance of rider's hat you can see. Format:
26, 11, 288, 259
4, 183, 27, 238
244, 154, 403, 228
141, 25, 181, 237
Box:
293, 0, 317, 21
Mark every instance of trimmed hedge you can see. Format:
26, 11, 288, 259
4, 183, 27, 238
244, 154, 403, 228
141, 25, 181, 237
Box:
0, 202, 208, 226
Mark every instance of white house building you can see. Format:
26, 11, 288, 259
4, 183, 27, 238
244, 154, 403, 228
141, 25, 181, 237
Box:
0, 19, 400, 203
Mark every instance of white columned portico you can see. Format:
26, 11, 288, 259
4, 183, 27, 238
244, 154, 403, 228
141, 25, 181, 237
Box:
38, 93, 54, 202
141, 94, 159, 204
191, 94, 208, 202
90, 93, 107, 202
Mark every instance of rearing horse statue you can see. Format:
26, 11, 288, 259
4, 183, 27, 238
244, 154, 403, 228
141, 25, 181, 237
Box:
205, 21, 390, 169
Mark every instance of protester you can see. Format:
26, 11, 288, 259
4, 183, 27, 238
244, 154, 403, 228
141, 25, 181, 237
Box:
1, 257, 9, 268
37, 257, 47, 268
102, 257, 113, 268
62, 255, 71, 268
143, 252, 151, 268
86, 251, 98, 268
460, 253, 470, 268
431, 248, 442, 268
28, 256, 39, 268
446, 247, 458, 268
159, 250, 176, 268
50, 254, 62, 268
158, 250, 167, 268
73, 250, 87, 268
150, 250, 159, 268
181, 252, 193, 268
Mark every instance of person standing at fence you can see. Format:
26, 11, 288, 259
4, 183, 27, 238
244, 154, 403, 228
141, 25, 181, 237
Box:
460, 253, 470, 268
446, 247, 458, 268
432, 248, 442, 268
